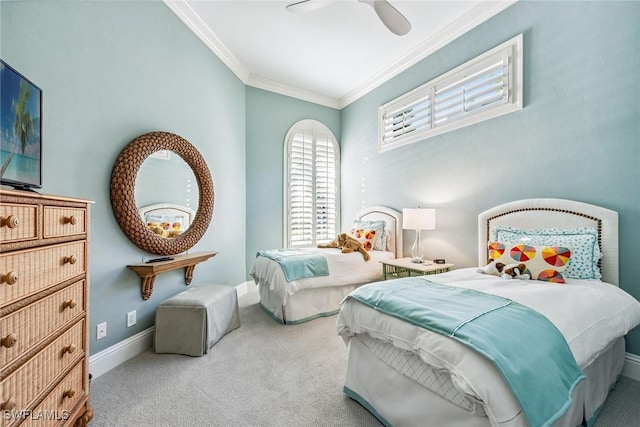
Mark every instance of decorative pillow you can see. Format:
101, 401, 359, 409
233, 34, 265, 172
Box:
351, 219, 386, 251
145, 214, 187, 231
380, 230, 391, 252
349, 228, 376, 251
492, 226, 601, 280
489, 241, 572, 283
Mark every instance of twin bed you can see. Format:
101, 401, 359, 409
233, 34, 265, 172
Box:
250, 206, 403, 324
250, 198, 640, 426
337, 198, 640, 427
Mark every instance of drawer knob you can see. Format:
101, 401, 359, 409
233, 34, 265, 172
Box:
1, 271, 19, 285
1, 333, 17, 348
63, 299, 77, 310
64, 255, 78, 265
63, 389, 76, 399
0, 396, 16, 411
64, 215, 77, 225
1, 215, 20, 229
63, 343, 77, 354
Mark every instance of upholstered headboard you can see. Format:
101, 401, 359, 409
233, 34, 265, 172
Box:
357, 206, 403, 258
478, 198, 619, 285
138, 203, 196, 232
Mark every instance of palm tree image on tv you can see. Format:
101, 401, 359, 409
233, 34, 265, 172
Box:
1, 81, 35, 174
1, 60, 42, 188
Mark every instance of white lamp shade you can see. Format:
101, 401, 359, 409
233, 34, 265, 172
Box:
403, 208, 436, 230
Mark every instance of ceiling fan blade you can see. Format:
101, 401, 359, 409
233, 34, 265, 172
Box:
286, 0, 337, 14
360, 0, 411, 36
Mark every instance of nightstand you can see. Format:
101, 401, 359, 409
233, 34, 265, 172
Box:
382, 257, 454, 280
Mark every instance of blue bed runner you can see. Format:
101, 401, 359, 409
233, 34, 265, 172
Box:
257, 248, 329, 281
344, 277, 585, 427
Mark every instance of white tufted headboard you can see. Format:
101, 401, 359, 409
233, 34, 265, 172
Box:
138, 203, 196, 230
357, 206, 403, 258
478, 198, 619, 286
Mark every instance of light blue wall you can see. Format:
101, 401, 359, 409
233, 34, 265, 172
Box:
245, 87, 340, 275
341, 1, 640, 354
1, 0, 246, 354
3, 0, 639, 359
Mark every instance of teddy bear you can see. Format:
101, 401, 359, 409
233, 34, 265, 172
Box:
477, 259, 530, 280
318, 233, 370, 261
149, 225, 166, 236
164, 229, 183, 238
148, 225, 183, 239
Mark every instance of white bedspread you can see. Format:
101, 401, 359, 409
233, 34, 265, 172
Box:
250, 248, 395, 303
337, 268, 640, 426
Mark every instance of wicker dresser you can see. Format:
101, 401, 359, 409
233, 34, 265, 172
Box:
0, 189, 93, 426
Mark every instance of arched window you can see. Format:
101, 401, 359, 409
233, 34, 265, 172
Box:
284, 120, 340, 248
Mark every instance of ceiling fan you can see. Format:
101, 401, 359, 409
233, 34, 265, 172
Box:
286, 0, 412, 36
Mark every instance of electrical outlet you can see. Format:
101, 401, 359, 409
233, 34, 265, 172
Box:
127, 310, 136, 327
97, 322, 107, 340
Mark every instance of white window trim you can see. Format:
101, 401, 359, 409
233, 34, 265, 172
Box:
283, 119, 341, 248
379, 34, 523, 152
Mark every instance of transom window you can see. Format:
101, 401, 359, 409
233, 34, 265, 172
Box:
284, 120, 340, 247
379, 34, 523, 152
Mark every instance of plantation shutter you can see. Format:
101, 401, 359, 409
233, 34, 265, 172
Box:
381, 91, 432, 148
434, 52, 509, 126
378, 34, 521, 152
286, 121, 340, 248
314, 136, 337, 243
289, 131, 314, 247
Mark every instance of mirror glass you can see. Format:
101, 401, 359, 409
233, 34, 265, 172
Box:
110, 131, 214, 256
135, 151, 199, 238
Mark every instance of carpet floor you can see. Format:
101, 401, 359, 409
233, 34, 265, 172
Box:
90, 286, 640, 426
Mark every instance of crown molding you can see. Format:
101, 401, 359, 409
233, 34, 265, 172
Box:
162, 0, 250, 82
338, 0, 518, 108
246, 74, 341, 109
164, 0, 517, 111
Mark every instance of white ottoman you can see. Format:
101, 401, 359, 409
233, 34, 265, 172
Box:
154, 285, 240, 356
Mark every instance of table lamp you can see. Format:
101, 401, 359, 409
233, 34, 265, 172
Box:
402, 207, 436, 263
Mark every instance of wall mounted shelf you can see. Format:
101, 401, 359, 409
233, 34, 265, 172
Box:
127, 251, 218, 300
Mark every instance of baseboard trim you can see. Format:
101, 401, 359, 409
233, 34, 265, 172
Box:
236, 280, 253, 297
89, 282, 252, 379
89, 327, 155, 380
622, 352, 640, 381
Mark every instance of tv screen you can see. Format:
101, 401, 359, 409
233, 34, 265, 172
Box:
1, 59, 42, 190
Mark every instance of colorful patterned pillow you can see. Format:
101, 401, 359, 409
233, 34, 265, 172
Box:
349, 228, 376, 251
352, 219, 386, 250
492, 226, 601, 280
489, 241, 572, 283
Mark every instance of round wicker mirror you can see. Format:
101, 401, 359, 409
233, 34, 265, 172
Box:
110, 131, 214, 255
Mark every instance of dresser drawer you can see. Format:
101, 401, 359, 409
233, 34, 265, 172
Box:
0, 242, 86, 308
0, 204, 37, 244
21, 361, 85, 427
0, 281, 84, 368
0, 320, 84, 424
43, 207, 86, 238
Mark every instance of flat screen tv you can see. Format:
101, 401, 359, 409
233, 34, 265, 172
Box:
1, 59, 42, 191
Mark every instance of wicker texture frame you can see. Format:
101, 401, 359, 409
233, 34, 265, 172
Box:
110, 131, 214, 255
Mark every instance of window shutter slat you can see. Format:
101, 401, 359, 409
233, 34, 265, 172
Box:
381, 93, 432, 146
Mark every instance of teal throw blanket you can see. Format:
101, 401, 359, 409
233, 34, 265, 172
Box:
344, 278, 585, 427
258, 248, 329, 281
